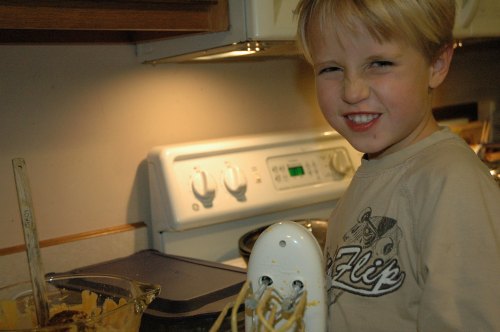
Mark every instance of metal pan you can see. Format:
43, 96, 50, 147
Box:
238, 219, 328, 263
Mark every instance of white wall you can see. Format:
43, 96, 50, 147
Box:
0, 44, 327, 250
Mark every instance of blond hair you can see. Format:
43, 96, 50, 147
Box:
296, 0, 455, 63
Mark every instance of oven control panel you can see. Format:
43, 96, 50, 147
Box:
148, 130, 362, 231
268, 147, 354, 190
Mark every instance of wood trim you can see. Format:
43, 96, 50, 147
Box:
0, 0, 228, 30
0, 222, 146, 256
0, 6, 216, 31
0, 0, 228, 43
207, 0, 228, 32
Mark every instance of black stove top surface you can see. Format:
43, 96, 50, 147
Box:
67, 249, 246, 331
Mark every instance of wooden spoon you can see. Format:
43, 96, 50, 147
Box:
12, 158, 50, 327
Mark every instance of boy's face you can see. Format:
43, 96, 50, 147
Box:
308, 18, 452, 159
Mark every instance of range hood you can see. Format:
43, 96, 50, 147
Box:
136, 0, 301, 64
136, 0, 500, 64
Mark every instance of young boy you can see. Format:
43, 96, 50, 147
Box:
295, 0, 500, 331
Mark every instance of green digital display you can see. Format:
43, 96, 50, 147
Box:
288, 165, 305, 177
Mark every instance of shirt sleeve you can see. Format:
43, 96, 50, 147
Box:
411, 152, 500, 331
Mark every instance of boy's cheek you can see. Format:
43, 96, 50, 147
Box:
319, 107, 344, 131
316, 85, 340, 106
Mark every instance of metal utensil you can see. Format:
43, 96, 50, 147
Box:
12, 158, 50, 327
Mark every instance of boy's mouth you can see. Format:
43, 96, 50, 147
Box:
344, 113, 381, 131
346, 113, 381, 124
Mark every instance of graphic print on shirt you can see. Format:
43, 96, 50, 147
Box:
326, 207, 405, 304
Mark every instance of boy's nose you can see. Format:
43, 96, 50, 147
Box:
342, 76, 370, 104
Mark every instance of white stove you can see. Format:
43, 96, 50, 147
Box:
147, 129, 361, 266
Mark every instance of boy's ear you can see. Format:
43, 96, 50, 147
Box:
429, 44, 454, 89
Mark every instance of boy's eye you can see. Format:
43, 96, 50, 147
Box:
318, 66, 342, 75
370, 60, 393, 68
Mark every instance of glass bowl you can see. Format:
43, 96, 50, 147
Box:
0, 274, 160, 331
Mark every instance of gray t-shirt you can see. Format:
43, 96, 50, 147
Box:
325, 128, 500, 331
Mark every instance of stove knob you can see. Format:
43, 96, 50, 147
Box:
191, 170, 216, 206
223, 165, 247, 199
330, 149, 353, 176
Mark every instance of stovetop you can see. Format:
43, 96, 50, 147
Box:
68, 249, 246, 331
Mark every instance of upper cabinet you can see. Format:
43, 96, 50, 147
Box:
0, 0, 229, 43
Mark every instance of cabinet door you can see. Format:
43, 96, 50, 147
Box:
0, 0, 229, 43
